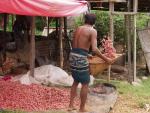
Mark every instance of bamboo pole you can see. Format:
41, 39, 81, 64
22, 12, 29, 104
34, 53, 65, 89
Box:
59, 18, 64, 68
133, 0, 138, 82
29, 17, 35, 77
108, 2, 114, 82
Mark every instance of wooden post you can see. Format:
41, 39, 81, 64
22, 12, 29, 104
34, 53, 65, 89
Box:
29, 17, 35, 77
126, 0, 132, 82
108, 2, 114, 82
59, 18, 64, 68
64, 17, 67, 39
133, 0, 138, 82
126, 15, 132, 82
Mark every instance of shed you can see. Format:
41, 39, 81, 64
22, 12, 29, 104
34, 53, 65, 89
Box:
0, 0, 88, 76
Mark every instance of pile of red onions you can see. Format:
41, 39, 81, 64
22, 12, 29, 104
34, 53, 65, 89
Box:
0, 80, 79, 112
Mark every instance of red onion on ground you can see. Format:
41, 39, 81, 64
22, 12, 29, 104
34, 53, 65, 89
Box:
0, 80, 79, 112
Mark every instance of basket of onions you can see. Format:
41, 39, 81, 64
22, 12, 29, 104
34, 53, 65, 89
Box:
88, 36, 121, 76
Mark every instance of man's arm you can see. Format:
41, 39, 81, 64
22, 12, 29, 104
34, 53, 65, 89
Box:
91, 29, 113, 64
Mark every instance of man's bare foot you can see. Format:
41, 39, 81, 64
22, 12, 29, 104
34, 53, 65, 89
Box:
79, 109, 88, 112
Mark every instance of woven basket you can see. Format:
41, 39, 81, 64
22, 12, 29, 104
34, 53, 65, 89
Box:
88, 54, 122, 76
88, 56, 109, 76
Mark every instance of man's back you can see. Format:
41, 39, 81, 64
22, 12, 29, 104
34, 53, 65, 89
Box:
73, 25, 96, 51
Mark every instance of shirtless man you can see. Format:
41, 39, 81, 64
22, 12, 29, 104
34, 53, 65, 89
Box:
69, 13, 113, 112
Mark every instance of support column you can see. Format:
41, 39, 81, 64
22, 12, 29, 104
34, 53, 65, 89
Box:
59, 18, 64, 68
125, 0, 133, 82
126, 15, 132, 82
108, 2, 114, 82
29, 17, 35, 77
133, 0, 138, 82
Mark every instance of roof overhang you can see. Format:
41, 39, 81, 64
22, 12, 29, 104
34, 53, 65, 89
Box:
87, 0, 126, 3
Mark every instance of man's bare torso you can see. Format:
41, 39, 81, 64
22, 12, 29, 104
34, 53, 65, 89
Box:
73, 25, 94, 51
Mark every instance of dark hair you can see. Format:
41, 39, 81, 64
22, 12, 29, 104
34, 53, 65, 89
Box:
84, 13, 96, 25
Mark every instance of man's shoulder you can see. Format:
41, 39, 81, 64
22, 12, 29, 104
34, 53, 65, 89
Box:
90, 28, 97, 33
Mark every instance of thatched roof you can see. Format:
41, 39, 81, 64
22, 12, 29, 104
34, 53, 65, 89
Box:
87, 0, 150, 12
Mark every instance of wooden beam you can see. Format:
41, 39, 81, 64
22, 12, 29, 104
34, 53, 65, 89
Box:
59, 18, 64, 68
29, 17, 35, 77
111, 12, 137, 15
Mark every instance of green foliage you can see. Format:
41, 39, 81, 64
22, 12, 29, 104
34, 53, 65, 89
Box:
94, 11, 110, 39
35, 17, 46, 31
137, 13, 150, 29
76, 11, 150, 40
0, 110, 26, 113
74, 15, 84, 28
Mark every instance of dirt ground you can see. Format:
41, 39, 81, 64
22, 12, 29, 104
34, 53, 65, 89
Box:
109, 94, 149, 113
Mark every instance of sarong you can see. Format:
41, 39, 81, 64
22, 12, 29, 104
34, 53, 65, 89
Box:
69, 48, 90, 84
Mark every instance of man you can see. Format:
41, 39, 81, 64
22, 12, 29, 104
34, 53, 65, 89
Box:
69, 13, 113, 112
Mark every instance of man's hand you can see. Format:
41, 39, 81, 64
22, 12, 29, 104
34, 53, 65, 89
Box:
87, 54, 93, 59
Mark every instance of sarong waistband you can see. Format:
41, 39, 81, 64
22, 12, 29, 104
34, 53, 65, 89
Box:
71, 48, 88, 56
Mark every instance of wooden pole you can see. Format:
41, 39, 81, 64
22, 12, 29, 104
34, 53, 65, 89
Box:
59, 18, 64, 68
64, 17, 67, 39
126, 15, 132, 82
126, 0, 132, 82
108, 2, 114, 82
29, 17, 35, 77
133, 0, 138, 82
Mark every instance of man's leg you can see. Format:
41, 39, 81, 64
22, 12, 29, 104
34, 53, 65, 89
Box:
79, 83, 89, 112
69, 81, 79, 109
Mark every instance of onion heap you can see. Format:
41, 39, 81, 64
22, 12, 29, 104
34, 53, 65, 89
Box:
0, 80, 79, 112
